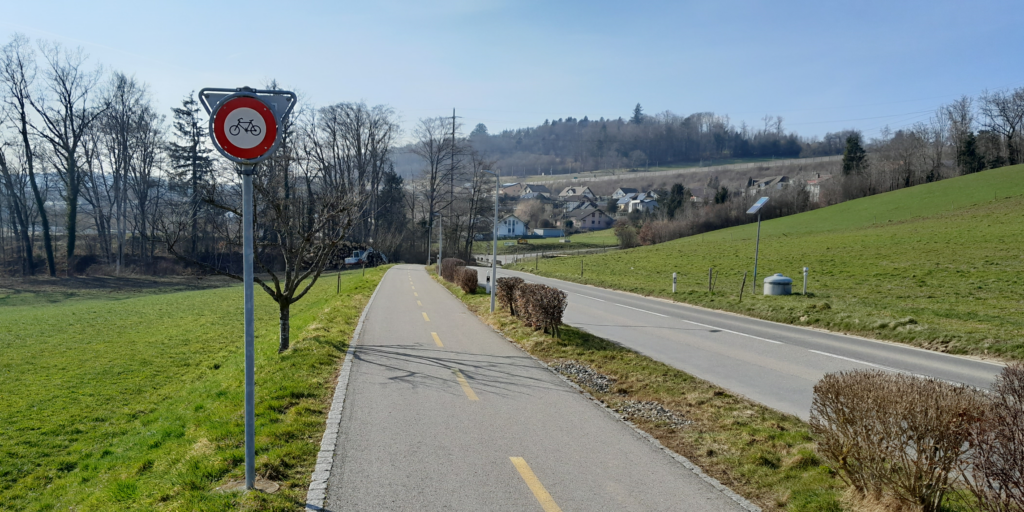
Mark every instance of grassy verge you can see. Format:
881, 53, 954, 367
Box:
510, 164, 1024, 360
471, 229, 619, 255
0, 266, 389, 511
429, 273, 844, 512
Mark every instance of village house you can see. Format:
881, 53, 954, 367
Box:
746, 176, 790, 196
612, 187, 639, 199
561, 194, 598, 212
521, 184, 551, 198
558, 186, 596, 199
532, 228, 565, 238
805, 173, 833, 203
500, 183, 525, 197
498, 215, 529, 238
564, 208, 615, 231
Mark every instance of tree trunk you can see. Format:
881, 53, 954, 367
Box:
278, 301, 290, 353
65, 168, 79, 276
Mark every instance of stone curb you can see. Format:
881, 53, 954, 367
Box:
304, 267, 391, 511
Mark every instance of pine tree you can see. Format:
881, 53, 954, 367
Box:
841, 133, 868, 175
956, 132, 984, 175
631, 103, 644, 124
166, 93, 214, 256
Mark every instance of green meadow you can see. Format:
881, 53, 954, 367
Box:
0, 267, 388, 511
515, 165, 1024, 359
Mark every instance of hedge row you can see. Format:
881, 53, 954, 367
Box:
439, 258, 478, 294
496, 277, 567, 337
810, 366, 1024, 512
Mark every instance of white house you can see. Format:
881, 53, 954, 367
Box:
612, 187, 639, 199
498, 215, 529, 238
628, 197, 658, 213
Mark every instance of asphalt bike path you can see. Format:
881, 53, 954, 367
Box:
480, 267, 1003, 420
325, 264, 746, 511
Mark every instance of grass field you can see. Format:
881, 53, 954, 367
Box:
0, 267, 388, 511
470, 229, 619, 255
511, 164, 1024, 360
430, 273, 846, 511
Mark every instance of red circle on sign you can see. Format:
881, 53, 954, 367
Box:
213, 96, 278, 160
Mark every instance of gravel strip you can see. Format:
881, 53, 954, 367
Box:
613, 400, 690, 428
550, 360, 616, 393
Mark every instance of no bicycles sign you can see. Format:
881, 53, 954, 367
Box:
199, 87, 296, 164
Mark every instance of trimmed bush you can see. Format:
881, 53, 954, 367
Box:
513, 282, 568, 337
810, 370, 985, 512
455, 267, 478, 294
966, 363, 1024, 511
440, 258, 465, 282
496, 277, 524, 316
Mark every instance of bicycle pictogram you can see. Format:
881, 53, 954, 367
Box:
228, 118, 262, 137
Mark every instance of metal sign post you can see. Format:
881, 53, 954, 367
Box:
747, 197, 769, 295
199, 86, 295, 491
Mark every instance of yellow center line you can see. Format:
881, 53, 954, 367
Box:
422, 312, 430, 322
414, 292, 418, 297
431, 332, 443, 347
417, 300, 423, 306
509, 457, 561, 512
452, 368, 479, 400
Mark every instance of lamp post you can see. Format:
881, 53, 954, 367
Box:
746, 197, 769, 294
480, 169, 500, 312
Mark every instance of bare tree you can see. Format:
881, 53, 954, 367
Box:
0, 139, 33, 275
411, 116, 456, 263
0, 34, 56, 276
29, 41, 105, 275
979, 87, 1024, 166
944, 95, 975, 175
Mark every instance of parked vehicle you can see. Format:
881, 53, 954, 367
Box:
344, 248, 388, 267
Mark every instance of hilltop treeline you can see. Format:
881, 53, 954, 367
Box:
464, 105, 857, 177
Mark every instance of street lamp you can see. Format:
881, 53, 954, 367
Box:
480, 169, 500, 312
747, 196, 769, 294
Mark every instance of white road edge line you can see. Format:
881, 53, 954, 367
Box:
305, 267, 391, 511
614, 303, 669, 317
808, 349, 905, 373
574, 293, 606, 302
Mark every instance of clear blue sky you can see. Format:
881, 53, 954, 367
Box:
3, 0, 1022, 143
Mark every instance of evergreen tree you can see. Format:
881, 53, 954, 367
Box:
166, 93, 214, 256
662, 183, 688, 219
631, 103, 644, 124
956, 132, 984, 175
841, 133, 868, 175
714, 186, 730, 204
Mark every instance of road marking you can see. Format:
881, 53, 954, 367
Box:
411, 286, 415, 290
414, 292, 418, 297
679, 318, 785, 345
509, 457, 561, 512
575, 293, 606, 302
615, 303, 668, 317
452, 368, 478, 400
418, 300, 423, 306
431, 332, 443, 347
422, 312, 430, 322
809, 350, 905, 373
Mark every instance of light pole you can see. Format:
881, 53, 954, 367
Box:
747, 197, 769, 294
480, 169, 500, 312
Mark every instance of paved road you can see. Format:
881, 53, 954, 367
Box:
480, 268, 1004, 420
326, 264, 746, 511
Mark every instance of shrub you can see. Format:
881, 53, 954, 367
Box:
455, 267, 478, 294
440, 258, 465, 282
810, 370, 985, 512
613, 220, 639, 249
513, 283, 567, 337
496, 277, 524, 316
965, 363, 1024, 511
